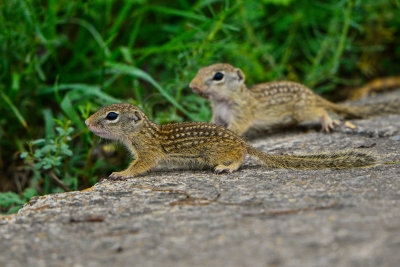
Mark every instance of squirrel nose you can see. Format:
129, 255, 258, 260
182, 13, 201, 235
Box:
189, 82, 200, 93
85, 118, 91, 127
191, 87, 200, 94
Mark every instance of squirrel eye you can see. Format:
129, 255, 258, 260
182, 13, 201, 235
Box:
212, 72, 224, 81
106, 112, 119, 120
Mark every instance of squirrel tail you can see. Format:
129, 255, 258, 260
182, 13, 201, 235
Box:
348, 76, 400, 100
345, 99, 400, 118
319, 97, 400, 119
245, 145, 376, 169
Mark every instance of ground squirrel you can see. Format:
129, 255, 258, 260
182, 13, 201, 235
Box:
85, 103, 376, 179
189, 63, 400, 136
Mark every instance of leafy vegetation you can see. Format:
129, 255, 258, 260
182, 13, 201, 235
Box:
1, 0, 399, 213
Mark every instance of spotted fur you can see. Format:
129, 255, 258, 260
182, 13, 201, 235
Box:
189, 63, 400, 135
86, 103, 377, 179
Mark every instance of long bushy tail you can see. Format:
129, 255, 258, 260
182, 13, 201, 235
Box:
319, 97, 400, 119
245, 145, 376, 169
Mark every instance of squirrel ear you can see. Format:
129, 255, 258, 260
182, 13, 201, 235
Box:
235, 68, 245, 83
132, 111, 142, 123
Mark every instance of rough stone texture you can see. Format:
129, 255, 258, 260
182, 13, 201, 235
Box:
1, 90, 400, 267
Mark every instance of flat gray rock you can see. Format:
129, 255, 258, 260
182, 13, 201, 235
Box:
1, 91, 400, 267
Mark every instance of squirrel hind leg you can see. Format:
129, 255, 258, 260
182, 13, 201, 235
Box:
212, 148, 246, 174
214, 160, 243, 174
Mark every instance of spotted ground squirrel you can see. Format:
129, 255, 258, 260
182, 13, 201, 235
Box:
85, 103, 376, 179
189, 63, 400, 136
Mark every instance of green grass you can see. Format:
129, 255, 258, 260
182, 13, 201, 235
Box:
1, 0, 399, 213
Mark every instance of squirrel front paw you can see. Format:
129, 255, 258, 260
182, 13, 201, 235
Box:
321, 118, 341, 133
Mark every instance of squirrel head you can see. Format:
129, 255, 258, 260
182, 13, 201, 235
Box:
189, 63, 246, 101
85, 103, 145, 141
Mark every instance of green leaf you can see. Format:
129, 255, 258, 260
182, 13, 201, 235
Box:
35, 162, 43, 169
0, 192, 25, 207
32, 139, 46, 145
60, 93, 85, 131
66, 127, 74, 134
34, 150, 43, 158
8, 206, 23, 214
43, 164, 52, 170
22, 188, 37, 201
56, 127, 66, 135
40, 145, 53, 153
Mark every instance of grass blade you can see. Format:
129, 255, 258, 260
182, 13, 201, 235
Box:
58, 18, 111, 58
0, 91, 28, 128
39, 84, 122, 104
60, 92, 85, 131
147, 5, 239, 31
43, 109, 55, 138
105, 62, 195, 120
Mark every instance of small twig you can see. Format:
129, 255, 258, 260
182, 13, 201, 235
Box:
95, 229, 139, 237
69, 216, 104, 223
48, 170, 71, 192
242, 202, 341, 217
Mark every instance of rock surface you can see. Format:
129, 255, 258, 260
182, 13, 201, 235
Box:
1, 91, 400, 267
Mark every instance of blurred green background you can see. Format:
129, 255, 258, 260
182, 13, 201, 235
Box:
1, 0, 399, 213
